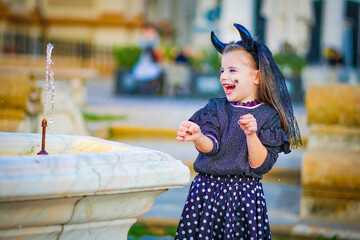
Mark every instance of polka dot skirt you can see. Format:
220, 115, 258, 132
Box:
175, 173, 271, 240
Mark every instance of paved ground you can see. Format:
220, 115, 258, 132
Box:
84, 78, 307, 236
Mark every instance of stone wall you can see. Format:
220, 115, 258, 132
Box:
293, 83, 360, 239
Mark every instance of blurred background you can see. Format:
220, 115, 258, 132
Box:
0, 0, 359, 239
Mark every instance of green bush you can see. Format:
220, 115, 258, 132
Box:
112, 45, 141, 69
189, 49, 221, 74
273, 52, 307, 77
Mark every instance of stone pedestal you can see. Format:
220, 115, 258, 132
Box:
293, 84, 360, 239
0, 133, 190, 239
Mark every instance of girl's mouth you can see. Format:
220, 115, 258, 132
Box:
223, 84, 235, 95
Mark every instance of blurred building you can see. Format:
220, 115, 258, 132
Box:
0, 0, 359, 75
198, 0, 359, 66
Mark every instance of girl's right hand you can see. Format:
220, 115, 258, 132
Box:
176, 121, 201, 142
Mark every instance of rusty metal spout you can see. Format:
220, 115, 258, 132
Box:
37, 118, 48, 155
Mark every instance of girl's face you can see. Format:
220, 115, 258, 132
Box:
220, 50, 259, 103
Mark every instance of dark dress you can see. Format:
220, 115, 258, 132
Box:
175, 98, 290, 240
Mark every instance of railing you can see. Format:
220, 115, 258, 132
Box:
0, 32, 115, 75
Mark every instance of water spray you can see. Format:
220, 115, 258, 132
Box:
38, 43, 54, 155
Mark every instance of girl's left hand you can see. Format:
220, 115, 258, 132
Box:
238, 113, 257, 135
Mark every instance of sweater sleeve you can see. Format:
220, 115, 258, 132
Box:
251, 113, 291, 176
257, 114, 290, 153
189, 99, 220, 155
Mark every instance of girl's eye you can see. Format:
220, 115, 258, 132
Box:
230, 68, 237, 72
220, 69, 224, 73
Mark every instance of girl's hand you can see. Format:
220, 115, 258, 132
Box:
176, 121, 201, 142
238, 114, 258, 135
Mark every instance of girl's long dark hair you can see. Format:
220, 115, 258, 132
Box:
223, 43, 302, 148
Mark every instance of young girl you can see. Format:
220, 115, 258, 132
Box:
175, 23, 301, 240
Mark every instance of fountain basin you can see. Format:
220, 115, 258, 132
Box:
0, 132, 190, 239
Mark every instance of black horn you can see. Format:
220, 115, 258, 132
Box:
234, 23, 254, 49
211, 31, 227, 54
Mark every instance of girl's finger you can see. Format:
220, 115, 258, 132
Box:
181, 121, 194, 128
240, 113, 254, 119
177, 130, 186, 137
246, 121, 256, 127
179, 126, 189, 132
188, 124, 197, 134
176, 136, 186, 142
239, 118, 254, 125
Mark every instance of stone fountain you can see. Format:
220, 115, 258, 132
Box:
0, 133, 189, 239
0, 44, 190, 239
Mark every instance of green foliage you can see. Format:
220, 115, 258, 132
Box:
273, 52, 307, 77
112, 45, 141, 69
128, 222, 177, 239
189, 49, 221, 74
82, 112, 127, 121
316, 235, 338, 240
128, 223, 148, 239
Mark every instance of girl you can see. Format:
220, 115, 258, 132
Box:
175, 23, 301, 240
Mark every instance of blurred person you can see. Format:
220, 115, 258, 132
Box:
175, 49, 189, 63
325, 48, 344, 67
131, 23, 163, 94
175, 24, 302, 239
324, 47, 347, 83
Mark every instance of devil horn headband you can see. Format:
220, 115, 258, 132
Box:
210, 31, 226, 53
211, 23, 259, 68
211, 23, 255, 53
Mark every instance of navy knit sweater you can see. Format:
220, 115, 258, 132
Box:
189, 97, 290, 179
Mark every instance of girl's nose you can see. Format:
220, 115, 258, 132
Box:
220, 72, 228, 82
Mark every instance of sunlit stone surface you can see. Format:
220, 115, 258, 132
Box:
0, 132, 190, 239
293, 84, 360, 239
